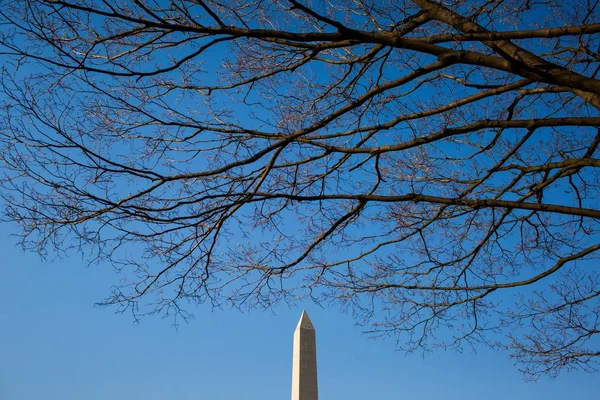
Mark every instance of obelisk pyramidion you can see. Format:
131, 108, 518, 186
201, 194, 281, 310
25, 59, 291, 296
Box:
292, 310, 318, 400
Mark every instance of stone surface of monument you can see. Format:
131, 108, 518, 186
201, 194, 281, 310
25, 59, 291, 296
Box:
291, 310, 318, 400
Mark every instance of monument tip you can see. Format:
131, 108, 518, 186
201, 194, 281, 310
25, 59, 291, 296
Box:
296, 310, 315, 330
292, 310, 318, 400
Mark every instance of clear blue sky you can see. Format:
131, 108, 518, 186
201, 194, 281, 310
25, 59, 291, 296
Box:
0, 4, 598, 398
0, 227, 598, 400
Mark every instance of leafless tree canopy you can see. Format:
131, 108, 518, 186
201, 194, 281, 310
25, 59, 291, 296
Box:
1, 0, 599, 379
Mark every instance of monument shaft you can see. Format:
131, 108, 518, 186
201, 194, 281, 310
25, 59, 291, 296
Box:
291, 311, 318, 400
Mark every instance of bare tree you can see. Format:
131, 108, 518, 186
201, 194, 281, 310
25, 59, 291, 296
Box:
1, 0, 599, 379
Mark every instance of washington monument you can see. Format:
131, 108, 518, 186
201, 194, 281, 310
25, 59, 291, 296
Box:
291, 311, 318, 400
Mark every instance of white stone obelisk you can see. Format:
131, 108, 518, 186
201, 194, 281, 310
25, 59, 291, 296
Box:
291, 310, 318, 400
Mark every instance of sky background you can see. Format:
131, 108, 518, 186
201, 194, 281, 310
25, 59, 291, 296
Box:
0, 225, 598, 400
0, 4, 598, 397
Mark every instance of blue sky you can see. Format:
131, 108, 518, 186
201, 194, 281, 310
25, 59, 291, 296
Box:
0, 2, 599, 398
0, 227, 598, 400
